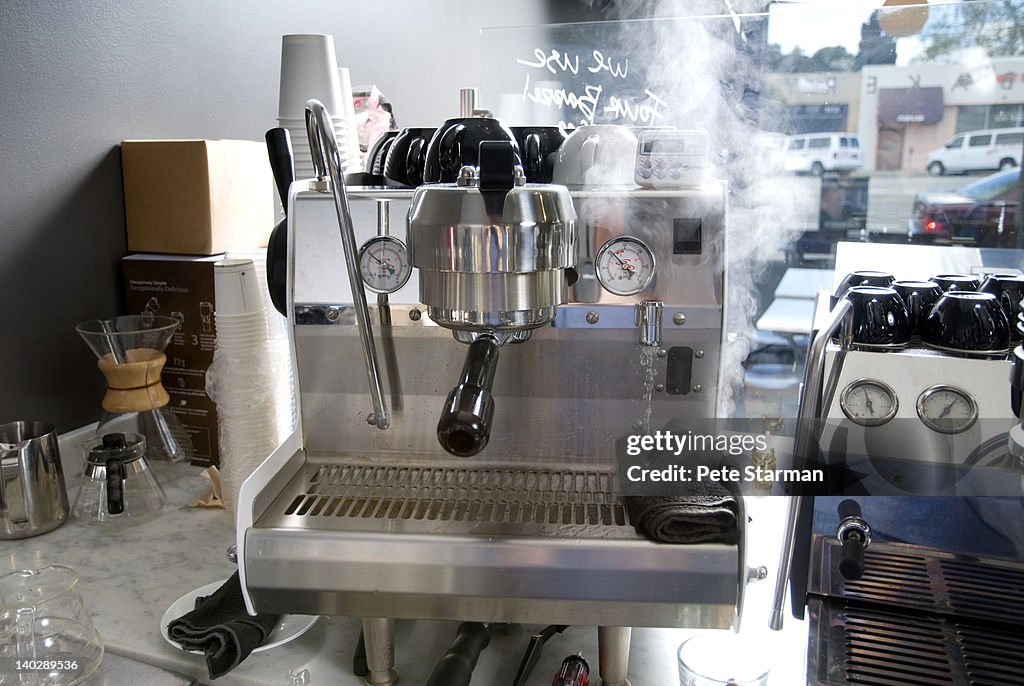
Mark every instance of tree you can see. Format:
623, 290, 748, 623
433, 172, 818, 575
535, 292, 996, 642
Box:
854, 11, 897, 69
765, 44, 855, 72
919, 0, 1024, 60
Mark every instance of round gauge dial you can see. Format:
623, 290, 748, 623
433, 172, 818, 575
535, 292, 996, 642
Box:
917, 385, 978, 434
595, 236, 656, 296
840, 379, 898, 427
358, 236, 412, 294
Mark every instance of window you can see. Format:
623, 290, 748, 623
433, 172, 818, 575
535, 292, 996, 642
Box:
789, 139, 805, 150
840, 137, 849, 147
995, 132, 1024, 146
969, 134, 992, 147
850, 138, 860, 148
956, 106, 988, 132
808, 137, 829, 149
947, 136, 964, 149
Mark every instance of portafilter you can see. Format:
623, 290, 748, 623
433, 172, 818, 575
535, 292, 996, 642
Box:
407, 141, 577, 457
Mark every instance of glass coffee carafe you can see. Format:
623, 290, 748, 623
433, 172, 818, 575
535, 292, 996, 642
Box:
0, 561, 104, 685
75, 316, 192, 462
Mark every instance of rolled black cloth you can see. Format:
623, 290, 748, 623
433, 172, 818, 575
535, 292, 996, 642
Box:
625, 479, 739, 544
167, 572, 282, 679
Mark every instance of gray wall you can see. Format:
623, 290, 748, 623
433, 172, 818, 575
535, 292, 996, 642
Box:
0, 0, 571, 432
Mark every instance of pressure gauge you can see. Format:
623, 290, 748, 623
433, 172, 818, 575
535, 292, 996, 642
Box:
917, 385, 978, 434
839, 379, 898, 427
358, 236, 412, 294
595, 236, 656, 296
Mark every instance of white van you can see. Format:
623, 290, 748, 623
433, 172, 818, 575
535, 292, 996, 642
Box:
926, 127, 1024, 176
784, 133, 863, 175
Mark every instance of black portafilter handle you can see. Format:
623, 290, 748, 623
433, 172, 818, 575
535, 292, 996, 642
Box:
437, 335, 500, 457
424, 622, 490, 686
837, 499, 869, 581
265, 127, 295, 317
265, 127, 295, 206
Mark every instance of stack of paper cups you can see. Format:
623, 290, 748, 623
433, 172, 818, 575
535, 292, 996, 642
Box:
277, 34, 361, 179
206, 258, 295, 522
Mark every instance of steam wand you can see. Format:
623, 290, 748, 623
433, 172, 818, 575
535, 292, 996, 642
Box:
769, 296, 853, 631
305, 99, 390, 429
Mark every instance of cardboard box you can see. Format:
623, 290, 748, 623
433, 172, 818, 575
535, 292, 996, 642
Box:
122, 254, 224, 466
121, 140, 275, 255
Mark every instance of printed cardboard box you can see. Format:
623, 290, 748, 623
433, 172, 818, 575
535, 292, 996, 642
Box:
122, 254, 223, 466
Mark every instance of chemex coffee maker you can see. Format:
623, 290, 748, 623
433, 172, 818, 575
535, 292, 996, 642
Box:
769, 242, 1024, 684
236, 101, 743, 684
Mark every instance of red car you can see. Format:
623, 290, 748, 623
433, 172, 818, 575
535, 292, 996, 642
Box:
908, 169, 1020, 247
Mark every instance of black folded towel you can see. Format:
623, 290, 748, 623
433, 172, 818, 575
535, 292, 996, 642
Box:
167, 572, 282, 679
625, 479, 739, 545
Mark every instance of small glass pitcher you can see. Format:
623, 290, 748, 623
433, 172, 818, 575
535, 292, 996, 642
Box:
0, 563, 104, 685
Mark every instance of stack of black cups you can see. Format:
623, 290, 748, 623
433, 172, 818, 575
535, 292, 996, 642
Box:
833, 270, 1024, 355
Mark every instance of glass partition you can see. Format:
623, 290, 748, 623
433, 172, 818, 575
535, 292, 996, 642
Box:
481, 2, 1024, 418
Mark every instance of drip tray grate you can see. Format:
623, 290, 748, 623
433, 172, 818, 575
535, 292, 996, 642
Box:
259, 461, 636, 537
809, 598, 1024, 686
813, 540, 1024, 625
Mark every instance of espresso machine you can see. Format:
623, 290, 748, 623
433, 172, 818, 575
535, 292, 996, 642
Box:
770, 242, 1024, 684
236, 103, 745, 684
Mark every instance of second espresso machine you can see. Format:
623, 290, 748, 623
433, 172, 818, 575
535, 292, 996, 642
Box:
236, 104, 747, 684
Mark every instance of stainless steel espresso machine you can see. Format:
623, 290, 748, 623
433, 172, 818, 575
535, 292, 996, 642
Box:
771, 242, 1024, 685
236, 104, 745, 684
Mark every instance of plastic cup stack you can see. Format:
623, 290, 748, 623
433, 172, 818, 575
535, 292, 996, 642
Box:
206, 257, 295, 521
278, 34, 361, 179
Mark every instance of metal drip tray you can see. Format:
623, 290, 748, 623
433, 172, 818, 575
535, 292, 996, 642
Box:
808, 599, 1024, 685
810, 539, 1024, 624
262, 461, 632, 537
244, 455, 741, 627
808, 538, 1024, 685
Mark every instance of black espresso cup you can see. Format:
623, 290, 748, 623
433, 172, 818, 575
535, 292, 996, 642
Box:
365, 130, 400, 181
511, 126, 566, 183
891, 280, 943, 337
423, 117, 521, 184
833, 271, 895, 300
930, 273, 981, 292
921, 291, 1010, 354
979, 274, 1024, 340
841, 286, 912, 348
383, 127, 436, 187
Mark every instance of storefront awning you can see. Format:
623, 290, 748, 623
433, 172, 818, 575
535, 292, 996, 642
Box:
878, 87, 944, 125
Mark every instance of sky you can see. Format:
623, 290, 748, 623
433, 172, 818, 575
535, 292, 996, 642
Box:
766, 0, 963, 65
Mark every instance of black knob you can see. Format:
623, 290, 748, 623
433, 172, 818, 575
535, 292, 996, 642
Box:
838, 532, 866, 580
437, 335, 500, 457
838, 499, 861, 519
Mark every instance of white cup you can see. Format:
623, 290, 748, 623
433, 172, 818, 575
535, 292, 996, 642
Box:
552, 124, 639, 188
677, 632, 771, 686
214, 259, 265, 316
278, 34, 344, 119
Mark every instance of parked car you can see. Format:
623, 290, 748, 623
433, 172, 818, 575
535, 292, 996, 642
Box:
908, 168, 1019, 247
926, 127, 1024, 176
784, 132, 863, 175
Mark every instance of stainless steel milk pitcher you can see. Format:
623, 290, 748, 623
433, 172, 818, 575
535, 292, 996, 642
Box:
0, 421, 69, 539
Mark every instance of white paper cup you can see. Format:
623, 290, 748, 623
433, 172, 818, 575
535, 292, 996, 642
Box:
214, 259, 265, 316
278, 34, 343, 119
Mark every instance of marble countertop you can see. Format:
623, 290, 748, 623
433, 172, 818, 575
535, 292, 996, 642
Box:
6, 428, 809, 685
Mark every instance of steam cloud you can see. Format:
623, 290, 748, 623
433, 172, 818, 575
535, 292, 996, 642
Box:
615, 1, 815, 416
